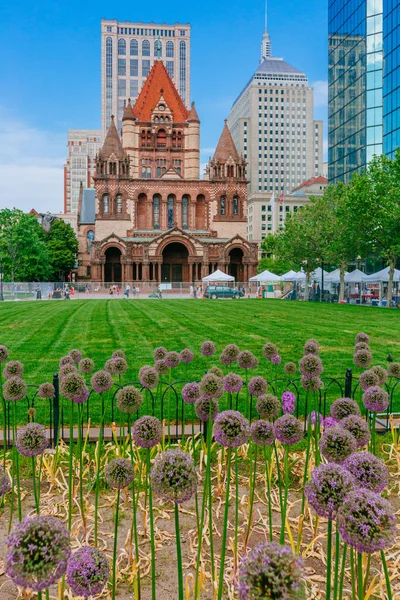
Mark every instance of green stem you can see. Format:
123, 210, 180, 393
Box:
218, 448, 232, 600
127, 415, 141, 599
167, 368, 172, 444
357, 552, 363, 600
94, 396, 104, 546
234, 448, 239, 574
381, 551, 393, 600
147, 450, 156, 600
245, 444, 257, 550
326, 520, 332, 600
363, 554, 371, 594
38, 453, 43, 508
32, 456, 39, 514
301, 421, 312, 515
280, 446, 289, 544
333, 525, 340, 600
174, 502, 184, 600
350, 549, 356, 600
263, 447, 273, 542
12, 402, 21, 522
371, 413, 377, 455
112, 488, 121, 600
77, 403, 85, 528
194, 441, 210, 599
273, 442, 283, 514
338, 543, 347, 600
206, 403, 215, 585
68, 401, 74, 531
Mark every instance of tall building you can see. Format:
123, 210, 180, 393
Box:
227, 13, 323, 243
101, 19, 191, 136
64, 130, 103, 214
328, 0, 400, 182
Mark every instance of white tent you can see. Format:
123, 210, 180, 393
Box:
292, 271, 306, 282
364, 267, 400, 283
325, 268, 348, 284
310, 267, 329, 280
202, 269, 234, 282
344, 269, 368, 283
249, 270, 282, 283
282, 270, 297, 281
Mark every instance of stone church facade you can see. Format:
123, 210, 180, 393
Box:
77, 59, 258, 284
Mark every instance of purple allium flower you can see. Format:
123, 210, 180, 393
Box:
344, 451, 389, 493
223, 344, 240, 361
79, 357, 95, 374
150, 449, 197, 504
59, 355, 74, 368
179, 348, 194, 363
5, 515, 70, 591
105, 458, 134, 489
319, 427, 357, 464
104, 359, 117, 374
304, 338, 320, 355
307, 411, 324, 427
355, 342, 370, 351
195, 397, 219, 422
283, 362, 296, 376
219, 351, 232, 367
270, 354, 282, 365
165, 351, 180, 368
112, 357, 128, 375
3, 361, 24, 379
273, 415, 303, 445
305, 463, 354, 520
237, 350, 258, 370
37, 382, 55, 399
250, 420, 275, 446
132, 416, 162, 448
0, 345, 9, 363
388, 362, 400, 378
355, 332, 370, 344
371, 365, 388, 386
359, 369, 379, 391
208, 366, 224, 378
138, 366, 159, 389
340, 415, 370, 448
330, 398, 360, 421
256, 394, 281, 420
237, 541, 303, 600
263, 342, 278, 359
182, 382, 201, 405
248, 376, 267, 397
112, 350, 126, 360
116, 386, 143, 414
68, 349, 82, 364
91, 370, 113, 393
213, 410, 250, 447
16, 423, 47, 457
154, 359, 168, 375
154, 346, 168, 361
201, 341, 215, 357
337, 490, 395, 554
66, 546, 109, 598
323, 417, 337, 430
362, 386, 389, 413
0, 466, 11, 497
281, 391, 296, 414
299, 354, 323, 378
3, 377, 27, 402
223, 372, 244, 393
60, 372, 88, 403
354, 349, 373, 368
199, 373, 224, 399
300, 376, 323, 392
59, 364, 78, 380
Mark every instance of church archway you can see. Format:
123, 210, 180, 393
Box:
161, 242, 189, 283
229, 247, 244, 282
105, 247, 122, 282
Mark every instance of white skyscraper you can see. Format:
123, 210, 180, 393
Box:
64, 130, 103, 214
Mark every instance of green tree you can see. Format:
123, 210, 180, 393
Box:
259, 235, 295, 275
43, 219, 78, 281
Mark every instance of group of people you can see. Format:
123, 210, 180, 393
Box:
189, 285, 202, 299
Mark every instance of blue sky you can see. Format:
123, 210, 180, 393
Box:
0, 0, 327, 212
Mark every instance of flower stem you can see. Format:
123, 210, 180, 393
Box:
194, 443, 210, 599
350, 548, 356, 600
147, 449, 156, 600
263, 446, 273, 542
371, 412, 377, 455
280, 445, 289, 544
234, 448, 240, 574
338, 543, 347, 600
218, 448, 232, 600
68, 401, 74, 531
94, 395, 104, 546
174, 502, 184, 600
12, 402, 21, 522
206, 400, 215, 585
326, 519, 332, 600
112, 488, 121, 600
244, 444, 257, 551
77, 403, 86, 529
357, 552, 363, 600
381, 551, 392, 600
127, 414, 141, 599
32, 456, 39, 514
333, 525, 340, 600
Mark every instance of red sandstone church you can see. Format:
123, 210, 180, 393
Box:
77, 59, 258, 284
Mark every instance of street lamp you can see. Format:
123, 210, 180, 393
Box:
0, 259, 4, 302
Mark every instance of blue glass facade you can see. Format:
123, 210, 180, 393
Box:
383, 0, 400, 157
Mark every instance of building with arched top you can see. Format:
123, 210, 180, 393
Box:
77, 60, 258, 284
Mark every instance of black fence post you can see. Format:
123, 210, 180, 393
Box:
53, 373, 60, 448
345, 368, 353, 398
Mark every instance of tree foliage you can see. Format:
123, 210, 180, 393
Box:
44, 219, 78, 280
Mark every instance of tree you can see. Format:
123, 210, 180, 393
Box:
259, 235, 296, 275
43, 219, 78, 281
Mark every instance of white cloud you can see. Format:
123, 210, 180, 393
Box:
312, 80, 328, 109
0, 107, 65, 213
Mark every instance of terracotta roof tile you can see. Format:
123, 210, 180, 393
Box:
293, 176, 328, 190
212, 120, 239, 162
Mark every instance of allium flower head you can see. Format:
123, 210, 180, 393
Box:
340, 414, 370, 448
304, 338, 320, 355
238, 350, 258, 370
91, 370, 113, 393
3, 360, 24, 379
66, 546, 109, 598
362, 386, 389, 413
165, 351, 180, 368
250, 420, 275, 446
105, 458, 134, 489
323, 417, 337, 430
132, 416, 162, 448
330, 397, 360, 421
208, 366, 224, 378
195, 397, 219, 422
138, 366, 159, 389
60, 372, 88, 403
201, 341, 215, 356
150, 449, 197, 504
237, 541, 303, 600
354, 349, 373, 368
223, 344, 240, 361
105, 359, 117, 374
388, 362, 400, 378
299, 354, 323, 378
199, 373, 224, 399
0, 345, 9, 363
180, 348, 194, 363
68, 349, 82, 364
344, 451, 389, 493
116, 386, 143, 414
154, 346, 168, 361
263, 342, 278, 359
223, 372, 243, 393
155, 359, 168, 375
219, 351, 232, 367
270, 354, 282, 365
213, 410, 250, 447
59, 355, 74, 368
355, 342, 370, 351
359, 369, 379, 391
337, 489, 395, 554
300, 376, 323, 392
283, 362, 296, 376
248, 376, 267, 397
16, 423, 47, 457
0, 466, 11, 497
112, 357, 128, 374
319, 426, 356, 464
355, 332, 370, 344
274, 415, 303, 445
3, 377, 27, 402
305, 463, 354, 520
281, 391, 296, 414
79, 357, 95, 374
182, 382, 201, 404
59, 364, 78, 380
371, 365, 388, 386
38, 382, 55, 399
5, 515, 70, 591
112, 350, 126, 360
256, 394, 280, 420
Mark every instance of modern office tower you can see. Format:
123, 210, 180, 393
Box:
64, 130, 102, 214
101, 19, 191, 135
329, 0, 400, 182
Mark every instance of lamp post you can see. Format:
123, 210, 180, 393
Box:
0, 259, 4, 302
320, 259, 324, 302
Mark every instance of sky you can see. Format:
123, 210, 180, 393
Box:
0, 0, 327, 213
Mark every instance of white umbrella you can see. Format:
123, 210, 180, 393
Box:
249, 270, 282, 282
202, 269, 234, 282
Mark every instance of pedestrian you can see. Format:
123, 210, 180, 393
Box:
193, 286, 197, 299
136, 285, 140, 298
47, 284, 53, 299
36, 286, 42, 300
125, 284, 130, 298
64, 287, 70, 300
190, 284, 194, 298
85, 284, 89, 295
116, 285, 120, 297
133, 286, 137, 298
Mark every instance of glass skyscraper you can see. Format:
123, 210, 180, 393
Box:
329, 0, 399, 183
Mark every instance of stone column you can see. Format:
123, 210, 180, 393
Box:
161, 199, 168, 229
142, 262, 150, 282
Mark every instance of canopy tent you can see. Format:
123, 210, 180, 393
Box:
311, 267, 329, 280
364, 266, 400, 283
282, 270, 297, 281
249, 270, 282, 283
324, 268, 349, 284
202, 269, 234, 282
344, 269, 368, 283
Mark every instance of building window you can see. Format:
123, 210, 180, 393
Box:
130, 79, 138, 98
233, 196, 239, 216
116, 194, 122, 213
153, 195, 160, 229
130, 59, 138, 77
220, 196, 226, 216
166, 41, 174, 57
103, 194, 109, 213
118, 38, 126, 55
168, 195, 174, 228
118, 58, 126, 76
157, 129, 167, 148
87, 230, 95, 252
142, 60, 151, 77
130, 39, 138, 56
142, 40, 150, 56
118, 79, 126, 97
182, 195, 189, 229
106, 38, 113, 129
179, 41, 186, 99
166, 61, 174, 78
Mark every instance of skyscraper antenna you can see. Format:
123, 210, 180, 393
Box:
265, 0, 268, 30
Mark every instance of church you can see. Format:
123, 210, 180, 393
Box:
77, 58, 258, 284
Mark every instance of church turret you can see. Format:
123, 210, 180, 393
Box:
122, 99, 139, 177
96, 116, 130, 179
186, 102, 200, 179
208, 120, 246, 182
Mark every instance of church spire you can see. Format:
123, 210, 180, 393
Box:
261, 0, 271, 60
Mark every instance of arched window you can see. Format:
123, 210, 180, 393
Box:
156, 167, 161, 177
154, 116, 159, 123
130, 39, 138, 56
141, 130, 146, 147
142, 40, 150, 56
166, 41, 174, 57
87, 230, 95, 252
153, 195, 160, 229
182, 196, 189, 229
220, 196, 226, 216
177, 131, 182, 148
141, 166, 147, 178
103, 194, 109, 213
227, 165, 234, 177
118, 39, 126, 55
168, 195, 175, 228
154, 39, 162, 56
157, 129, 167, 148
233, 196, 239, 216
116, 194, 123, 214
146, 167, 151, 178
172, 131, 177, 148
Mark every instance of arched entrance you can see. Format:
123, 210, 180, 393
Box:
105, 247, 122, 282
161, 242, 189, 283
229, 248, 244, 281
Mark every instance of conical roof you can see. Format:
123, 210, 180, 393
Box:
122, 98, 134, 121
187, 101, 200, 123
212, 120, 239, 162
100, 116, 125, 160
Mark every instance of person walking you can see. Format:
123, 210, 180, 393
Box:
125, 284, 131, 298
47, 284, 53, 299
